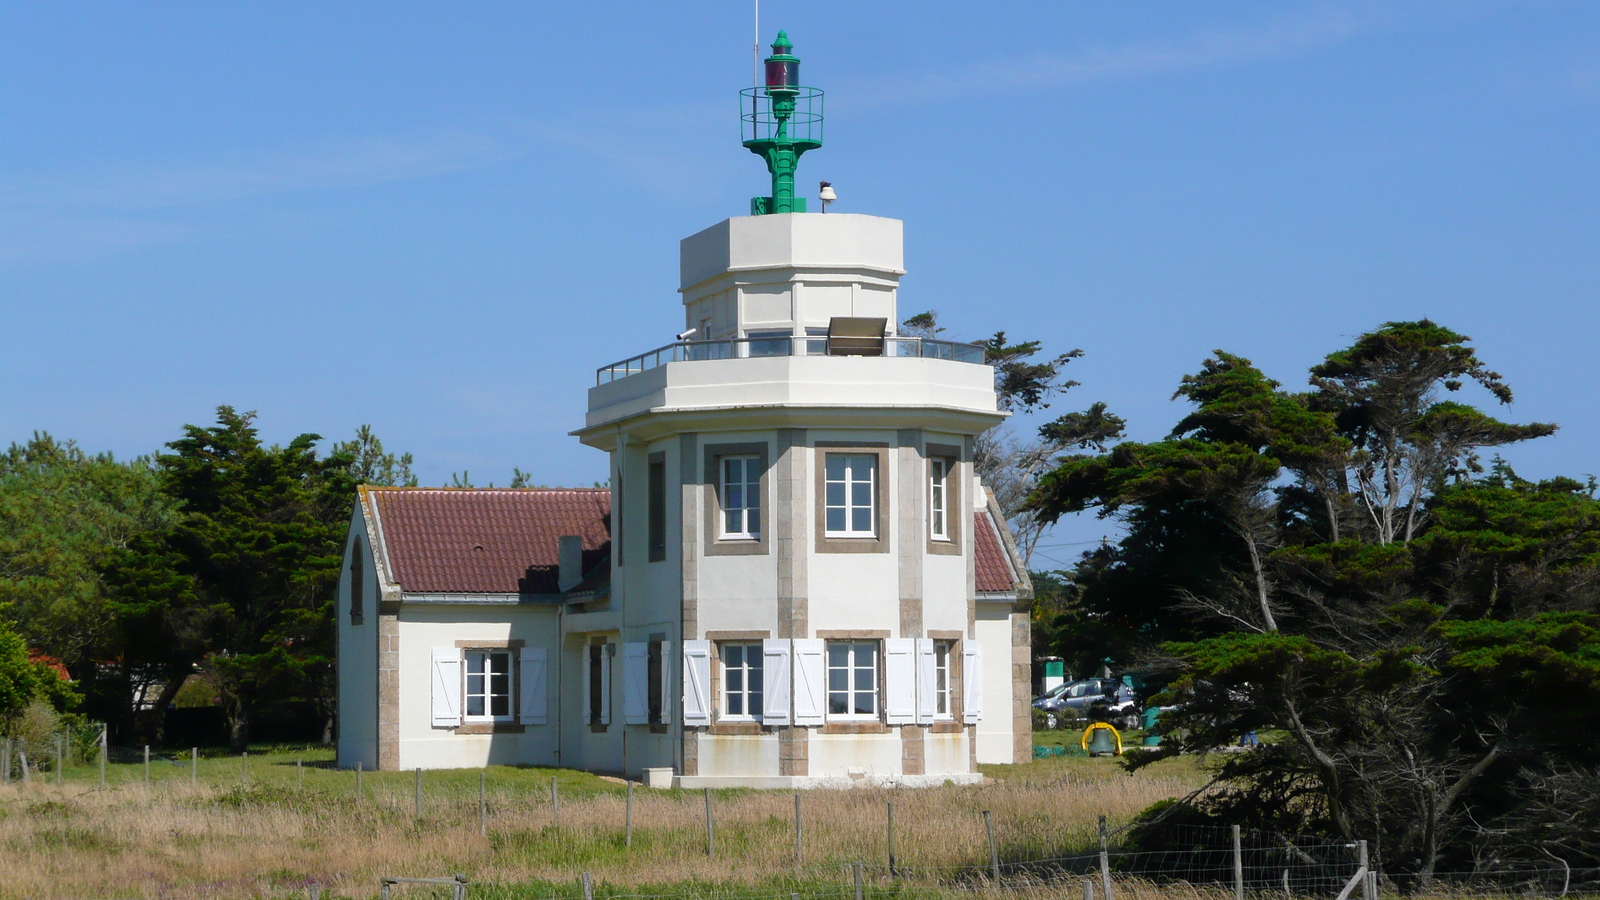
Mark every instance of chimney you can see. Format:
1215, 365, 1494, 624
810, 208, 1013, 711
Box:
558, 535, 584, 593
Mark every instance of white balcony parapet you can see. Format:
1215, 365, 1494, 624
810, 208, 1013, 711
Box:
596, 336, 985, 385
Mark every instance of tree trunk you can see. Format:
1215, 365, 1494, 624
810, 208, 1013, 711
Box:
225, 702, 249, 754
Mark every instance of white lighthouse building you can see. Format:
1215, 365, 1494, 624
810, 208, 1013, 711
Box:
335, 33, 1032, 786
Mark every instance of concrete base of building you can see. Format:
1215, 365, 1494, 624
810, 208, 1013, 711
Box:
674, 772, 984, 789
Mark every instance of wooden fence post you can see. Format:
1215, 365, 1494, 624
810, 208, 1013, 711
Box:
581, 871, 593, 900
551, 776, 559, 826
143, 744, 150, 785
625, 781, 633, 849
1099, 814, 1114, 900
414, 767, 422, 817
794, 793, 803, 867
55, 735, 63, 786
2, 737, 10, 784
703, 787, 715, 857
241, 751, 248, 785
1084, 880, 1096, 900
853, 860, 863, 900
1358, 840, 1371, 900
98, 727, 106, 788
479, 770, 488, 837
1233, 824, 1244, 900
192, 748, 199, 784
355, 761, 362, 801
887, 800, 896, 878
983, 809, 1000, 881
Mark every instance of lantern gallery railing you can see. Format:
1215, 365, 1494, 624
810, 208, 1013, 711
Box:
595, 336, 987, 384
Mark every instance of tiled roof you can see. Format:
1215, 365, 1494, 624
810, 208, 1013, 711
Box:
368, 488, 611, 595
974, 510, 1019, 593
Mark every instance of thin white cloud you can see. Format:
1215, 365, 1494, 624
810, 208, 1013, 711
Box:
842, 5, 1381, 107
0, 130, 517, 263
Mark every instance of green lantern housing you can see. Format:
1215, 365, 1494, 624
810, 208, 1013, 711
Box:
741, 31, 823, 215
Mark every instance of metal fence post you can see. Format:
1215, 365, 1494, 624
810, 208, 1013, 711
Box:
1233, 824, 1244, 900
983, 809, 1000, 881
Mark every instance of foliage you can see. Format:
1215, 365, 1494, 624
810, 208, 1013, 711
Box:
0, 619, 77, 730
1027, 321, 1589, 884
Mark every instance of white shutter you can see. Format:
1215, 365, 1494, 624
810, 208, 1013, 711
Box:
792, 639, 826, 726
762, 639, 792, 725
600, 644, 613, 725
622, 642, 649, 724
431, 648, 462, 728
915, 639, 938, 724
962, 641, 983, 724
884, 639, 917, 725
682, 640, 711, 726
519, 647, 548, 725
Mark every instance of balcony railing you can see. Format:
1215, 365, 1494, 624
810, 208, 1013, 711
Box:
596, 336, 987, 385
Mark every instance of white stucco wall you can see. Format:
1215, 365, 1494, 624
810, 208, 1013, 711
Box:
974, 602, 1016, 764
395, 604, 561, 770
336, 505, 379, 771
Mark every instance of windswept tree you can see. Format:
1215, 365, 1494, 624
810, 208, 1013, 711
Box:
1027, 322, 1585, 885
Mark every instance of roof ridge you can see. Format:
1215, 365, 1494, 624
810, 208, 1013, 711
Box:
362, 485, 611, 493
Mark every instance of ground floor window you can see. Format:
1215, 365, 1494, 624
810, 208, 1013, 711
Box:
721, 642, 764, 719
464, 650, 512, 720
827, 640, 878, 717
934, 641, 952, 718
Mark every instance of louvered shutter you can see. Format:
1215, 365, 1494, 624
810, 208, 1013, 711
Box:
884, 639, 917, 725
915, 639, 937, 724
792, 639, 826, 726
622, 642, 649, 724
431, 648, 462, 728
682, 640, 711, 726
762, 639, 792, 725
962, 641, 983, 724
519, 647, 548, 725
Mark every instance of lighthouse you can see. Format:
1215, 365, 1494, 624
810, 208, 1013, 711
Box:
574, 33, 1031, 786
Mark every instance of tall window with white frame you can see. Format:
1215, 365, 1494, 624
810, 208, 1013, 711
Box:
721, 456, 761, 539
824, 454, 877, 537
929, 458, 949, 541
721, 642, 764, 719
934, 641, 953, 718
826, 640, 878, 717
464, 650, 512, 721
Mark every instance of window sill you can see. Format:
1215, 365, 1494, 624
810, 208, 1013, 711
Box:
820, 721, 890, 735
824, 532, 877, 540
929, 721, 964, 734
708, 721, 763, 736
456, 722, 525, 735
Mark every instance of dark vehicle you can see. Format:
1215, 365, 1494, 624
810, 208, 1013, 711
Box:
1034, 678, 1124, 727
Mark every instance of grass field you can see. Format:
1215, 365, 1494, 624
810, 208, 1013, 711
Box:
0, 745, 1208, 899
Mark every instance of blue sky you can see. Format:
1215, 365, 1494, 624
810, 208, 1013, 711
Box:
3, 2, 1596, 564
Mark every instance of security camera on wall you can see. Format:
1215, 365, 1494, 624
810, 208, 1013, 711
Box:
676, 328, 697, 341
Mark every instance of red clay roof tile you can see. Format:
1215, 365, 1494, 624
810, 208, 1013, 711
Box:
368, 488, 611, 595
974, 510, 1019, 593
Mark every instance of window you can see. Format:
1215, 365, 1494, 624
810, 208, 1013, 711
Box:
747, 329, 791, 357
721, 456, 761, 539
721, 642, 764, 719
827, 640, 878, 717
934, 642, 952, 717
589, 644, 607, 725
648, 456, 666, 562
824, 454, 877, 537
349, 540, 364, 624
464, 650, 512, 721
647, 639, 664, 724
929, 459, 949, 541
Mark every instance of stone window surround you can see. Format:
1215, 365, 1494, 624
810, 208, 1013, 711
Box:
706, 629, 771, 735
702, 442, 771, 557
814, 442, 891, 554
452, 639, 526, 735
925, 442, 963, 556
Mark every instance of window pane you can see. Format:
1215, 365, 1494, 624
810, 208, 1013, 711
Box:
829, 694, 847, 714
852, 507, 872, 533
826, 482, 845, 506
852, 481, 871, 507
828, 644, 848, 667
468, 654, 485, 674
491, 695, 509, 717
467, 673, 484, 695
857, 643, 876, 665
724, 508, 741, 534
854, 692, 873, 715
728, 693, 743, 715
826, 454, 846, 480
748, 505, 760, 535
491, 672, 509, 695
827, 508, 845, 532
848, 455, 873, 480
750, 692, 763, 717
749, 664, 763, 693
748, 483, 760, 510
467, 696, 485, 717
725, 645, 743, 667
829, 668, 847, 691
855, 667, 873, 691
727, 484, 743, 509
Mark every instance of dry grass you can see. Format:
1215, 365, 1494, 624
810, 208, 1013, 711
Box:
0, 749, 1207, 899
